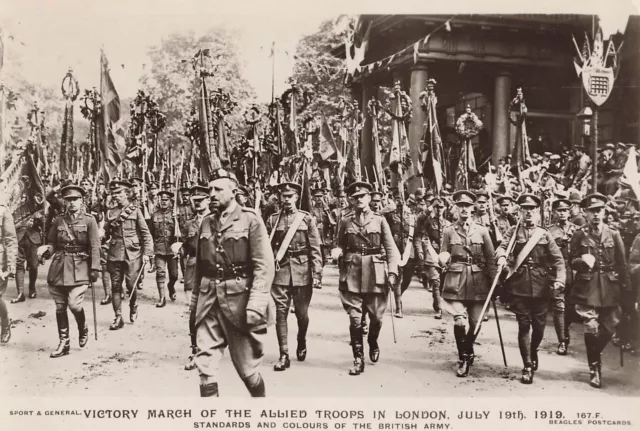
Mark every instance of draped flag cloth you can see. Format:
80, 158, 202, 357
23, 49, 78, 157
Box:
422, 93, 444, 192
318, 112, 340, 162
509, 99, 531, 178
100, 52, 126, 181
455, 139, 476, 190
0, 151, 46, 230
197, 80, 213, 178
384, 97, 413, 181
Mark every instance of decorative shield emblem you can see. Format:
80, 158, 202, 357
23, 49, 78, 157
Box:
581, 66, 615, 106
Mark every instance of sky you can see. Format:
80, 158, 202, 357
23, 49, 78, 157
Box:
0, 0, 638, 103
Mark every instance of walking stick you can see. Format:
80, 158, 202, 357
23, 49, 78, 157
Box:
90, 280, 98, 340
128, 260, 148, 302
387, 288, 397, 343
492, 300, 507, 366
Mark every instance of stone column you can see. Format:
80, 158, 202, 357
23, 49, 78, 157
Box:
492, 72, 511, 166
407, 64, 428, 192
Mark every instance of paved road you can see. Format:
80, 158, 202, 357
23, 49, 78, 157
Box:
1, 262, 639, 397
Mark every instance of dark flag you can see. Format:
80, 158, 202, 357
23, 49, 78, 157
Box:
197, 80, 213, 179
100, 51, 126, 181
509, 87, 531, 178
421, 84, 444, 192
5, 151, 46, 230
318, 112, 340, 161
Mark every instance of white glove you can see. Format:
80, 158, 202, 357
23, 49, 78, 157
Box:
438, 252, 451, 267
170, 242, 183, 255
37, 245, 52, 260
497, 256, 507, 267
330, 247, 343, 261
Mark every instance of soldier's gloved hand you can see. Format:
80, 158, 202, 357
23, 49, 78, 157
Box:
246, 310, 263, 329
143, 255, 152, 267
312, 278, 322, 289
170, 242, 183, 255
36, 245, 51, 260
90, 270, 100, 283
387, 273, 398, 287
496, 256, 507, 267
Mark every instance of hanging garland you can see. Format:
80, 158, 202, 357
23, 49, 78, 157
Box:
455, 105, 483, 139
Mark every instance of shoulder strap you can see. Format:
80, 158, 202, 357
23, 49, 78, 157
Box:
506, 227, 546, 280
274, 212, 307, 263
60, 216, 77, 243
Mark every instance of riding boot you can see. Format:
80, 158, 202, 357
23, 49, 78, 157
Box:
50, 311, 70, 358
432, 279, 442, 319
454, 325, 470, 377
11, 269, 25, 303
244, 373, 266, 397
518, 327, 533, 382
466, 325, 476, 365
110, 293, 124, 330
155, 282, 167, 308
200, 382, 219, 397
361, 313, 369, 335
367, 321, 381, 363
27, 268, 37, 298
531, 323, 545, 371
553, 312, 567, 355
72, 308, 89, 347
585, 333, 602, 388
348, 325, 365, 375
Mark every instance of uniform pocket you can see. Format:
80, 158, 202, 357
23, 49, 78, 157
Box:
443, 268, 463, 296
225, 277, 249, 296
73, 256, 89, 283
372, 255, 387, 285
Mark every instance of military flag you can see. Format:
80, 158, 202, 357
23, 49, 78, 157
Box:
99, 51, 126, 181
318, 112, 340, 161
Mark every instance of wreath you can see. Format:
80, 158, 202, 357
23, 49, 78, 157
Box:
455, 110, 483, 139
61, 70, 80, 102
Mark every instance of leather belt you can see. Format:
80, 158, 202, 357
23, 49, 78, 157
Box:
346, 247, 381, 256
451, 256, 475, 265
204, 263, 250, 280
286, 249, 309, 257
62, 246, 88, 254
594, 265, 614, 272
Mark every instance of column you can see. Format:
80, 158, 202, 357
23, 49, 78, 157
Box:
492, 72, 511, 166
408, 64, 428, 192
360, 80, 374, 181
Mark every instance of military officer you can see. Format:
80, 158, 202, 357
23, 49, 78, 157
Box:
11, 211, 44, 302
149, 189, 179, 307
496, 193, 565, 384
471, 190, 491, 228
570, 193, 631, 388
192, 168, 275, 397
385, 187, 418, 318
495, 195, 515, 237
369, 190, 384, 214
335, 181, 399, 376
310, 188, 332, 264
438, 191, 496, 377
37, 185, 101, 357
0, 189, 18, 344
548, 198, 578, 355
104, 180, 154, 330
267, 182, 322, 371
174, 185, 210, 371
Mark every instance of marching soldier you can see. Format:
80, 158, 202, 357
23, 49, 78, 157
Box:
310, 188, 333, 264
11, 211, 44, 302
173, 185, 210, 371
496, 194, 565, 384
471, 190, 491, 228
267, 182, 322, 371
37, 185, 101, 357
149, 189, 179, 307
104, 180, 154, 330
369, 190, 384, 214
570, 193, 631, 388
177, 186, 194, 283
0, 188, 18, 344
438, 191, 496, 377
335, 181, 399, 375
548, 198, 578, 355
495, 195, 515, 237
385, 188, 418, 318
191, 169, 275, 397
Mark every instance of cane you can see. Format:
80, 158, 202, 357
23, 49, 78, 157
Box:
492, 300, 507, 366
90, 279, 98, 340
128, 260, 148, 302
388, 288, 397, 343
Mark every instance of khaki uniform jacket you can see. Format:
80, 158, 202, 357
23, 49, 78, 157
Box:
495, 215, 512, 238
497, 224, 566, 298
46, 211, 101, 287
441, 222, 497, 301
105, 205, 154, 262
181, 216, 201, 258
416, 214, 451, 268
0, 205, 17, 271
267, 209, 322, 287
386, 206, 419, 260
336, 209, 399, 295
570, 225, 630, 307
192, 203, 275, 332
177, 204, 193, 232
150, 208, 177, 255
548, 221, 577, 286
310, 205, 332, 246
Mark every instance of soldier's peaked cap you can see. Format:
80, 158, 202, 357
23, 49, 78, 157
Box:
475, 190, 489, 202
311, 187, 324, 196
552, 198, 572, 211
279, 182, 302, 195
370, 190, 383, 199
453, 190, 476, 206
347, 181, 373, 197
517, 193, 541, 208
158, 190, 174, 198
496, 194, 514, 204
580, 193, 607, 210
190, 185, 209, 199
129, 176, 143, 184
209, 167, 238, 183
179, 187, 191, 193
109, 180, 132, 192
60, 185, 85, 199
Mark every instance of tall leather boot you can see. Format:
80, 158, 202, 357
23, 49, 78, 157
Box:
348, 325, 365, 375
466, 325, 476, 365
296, 304, 310, 361
432, 279, 442, 319
11, 269, 25, 303
27, 268, 37, 298
553, 312, 567, 355
518, 327, 534, 384
367, 321, 382, 363
531, 321, 545, 372
274, 306, 290, 371
454, 325, 470, 377
155, 282, 167, 308
110, 292, 124, 330
50, 311, 70, 358
244, 373, 266, 397
72, 309, 89, 348
585, 333, 601, 388
200, 382, 219, 397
